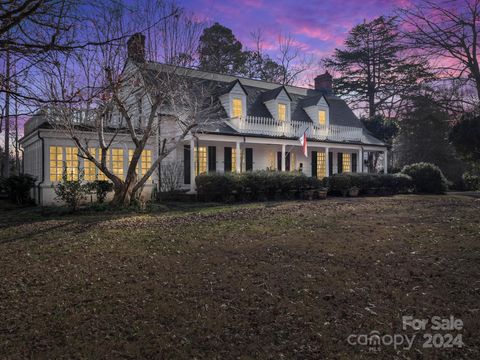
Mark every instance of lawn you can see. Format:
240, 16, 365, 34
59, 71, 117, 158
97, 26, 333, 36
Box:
0, 195, 479, 359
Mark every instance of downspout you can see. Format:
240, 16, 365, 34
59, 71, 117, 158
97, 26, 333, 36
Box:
360, 145, 365, 173
37, 132, 45, 205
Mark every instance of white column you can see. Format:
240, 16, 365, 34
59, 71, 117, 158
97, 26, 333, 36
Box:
325, 147, 329, 177
235, 141, 241, 173
190, 138, 195, 192
358, 149, 362, 173
384, 150, 388, 174
281, 144, 286, 172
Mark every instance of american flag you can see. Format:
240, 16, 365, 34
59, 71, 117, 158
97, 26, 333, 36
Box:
299, 129, 308, 157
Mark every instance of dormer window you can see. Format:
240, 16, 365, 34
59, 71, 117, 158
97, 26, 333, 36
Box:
232, 98, 243, 118
319, 110, 326, 126
278, 103, 287, 121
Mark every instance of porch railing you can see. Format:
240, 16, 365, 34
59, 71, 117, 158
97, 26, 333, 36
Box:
228, 116, 364, 142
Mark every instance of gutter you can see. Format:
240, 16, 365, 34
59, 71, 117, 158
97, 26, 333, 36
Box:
36, 131, 45, 205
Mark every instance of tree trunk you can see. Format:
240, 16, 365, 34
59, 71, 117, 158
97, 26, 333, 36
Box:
111, 177, 140, 206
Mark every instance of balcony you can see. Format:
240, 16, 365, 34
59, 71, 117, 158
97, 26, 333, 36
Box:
228, 116, 364, 143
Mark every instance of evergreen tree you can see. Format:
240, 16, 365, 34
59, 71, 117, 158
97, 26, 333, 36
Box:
324, 16, 431, 117
394, 95, 465, 182
198, 23, 245, 75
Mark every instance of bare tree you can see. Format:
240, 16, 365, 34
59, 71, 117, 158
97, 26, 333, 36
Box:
398, 0, 480, 103
41, 4, 219, 205
276, 34, 314, 86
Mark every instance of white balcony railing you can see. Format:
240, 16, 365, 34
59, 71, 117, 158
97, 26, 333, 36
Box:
228, 116, 364, 142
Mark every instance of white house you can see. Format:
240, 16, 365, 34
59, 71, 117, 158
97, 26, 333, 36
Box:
20, 34, 387, 205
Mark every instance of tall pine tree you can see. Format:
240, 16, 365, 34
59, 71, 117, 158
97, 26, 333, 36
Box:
324, 16, 431, 118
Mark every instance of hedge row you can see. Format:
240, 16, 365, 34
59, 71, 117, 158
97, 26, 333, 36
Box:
196, 170, 324, 202
326, 173, 413, 196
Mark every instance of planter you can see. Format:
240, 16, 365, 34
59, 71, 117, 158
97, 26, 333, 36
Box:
348, 187, 360, 197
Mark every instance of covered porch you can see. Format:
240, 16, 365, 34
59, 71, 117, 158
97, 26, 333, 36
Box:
181, 134, 387, 192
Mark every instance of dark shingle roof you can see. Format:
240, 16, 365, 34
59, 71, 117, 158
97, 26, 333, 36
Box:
137, 62, 384, 146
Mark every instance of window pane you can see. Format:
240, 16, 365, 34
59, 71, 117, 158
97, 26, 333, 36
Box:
49, 146, 63, 182
232, 98, 243, 118
317, 152, 326, 178
65, 147, 78, 180
278, 103, 287, 121
319, 110, 326, 125
231, 148, 237, 173
343, 153, 351, 172
141, 150, 152, 178
111, 148, 124, 179
84, 148, 97, 181
194, 147, 207, 175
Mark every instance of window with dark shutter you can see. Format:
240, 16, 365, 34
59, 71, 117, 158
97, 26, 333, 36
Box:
352, 153, 357, 173
285, 152, 291, 171
224, 147, 232, 172
246, 148, 253, 171
184, 145, 190, 184
208, 146, 216, 172
277, 152, 282, 171
337, 153, 343, 174
311, 151, 317, 178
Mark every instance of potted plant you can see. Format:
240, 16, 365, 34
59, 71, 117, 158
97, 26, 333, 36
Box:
348, 186, 360, 197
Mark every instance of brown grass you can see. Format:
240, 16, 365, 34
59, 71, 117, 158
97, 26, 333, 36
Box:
0, 195, 479, 359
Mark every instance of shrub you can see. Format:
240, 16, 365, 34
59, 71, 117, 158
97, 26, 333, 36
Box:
462, 172, 480, 191
1, 174, 36, 205
88, 180, 113, 203
326, 172, 413, 196
54, 166, 89, 211
328, 173, 352, 196
196, 172, 236, 201
196, 171, 325, 202
401, 163, 448, 194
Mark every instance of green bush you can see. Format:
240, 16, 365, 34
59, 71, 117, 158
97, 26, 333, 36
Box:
196, 171, 324, 202
327, 173, 413, 196
401, 163, 448, 194
1, 174, 36, 205
54, 166, 89, 211
87, 180, 113, 203
462, 172, 480, 191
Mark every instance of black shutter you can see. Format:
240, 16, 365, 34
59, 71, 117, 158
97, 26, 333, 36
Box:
184, 145, 190, 184
246, 148, 253, 171
208, 146, 216, 172
285, 152, 291, 171
337, 152, 343, 174
311, 151, 317, 178
352, 153, 357, 173
328, 151, 333, 176
224, 147, 232, 172
277, 151, 282, 171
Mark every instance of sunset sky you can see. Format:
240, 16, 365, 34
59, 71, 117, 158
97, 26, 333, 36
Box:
181, 0, 412, 61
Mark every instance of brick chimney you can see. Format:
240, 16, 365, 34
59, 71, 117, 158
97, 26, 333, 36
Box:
127, 33, 146, 63
314, 71, 333, 94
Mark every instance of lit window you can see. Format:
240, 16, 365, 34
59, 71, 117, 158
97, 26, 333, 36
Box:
65, 147, 78, 180
49, 146, 63, 182
278, 103, 287, 121
290, 152, 296, 171
194, 147, 207, 175
317, 152, 326, 178
343, 153, 351, 172
111, 148, 124, 179
97, 149, 109, 180
232, 98, 243, 118
319, 110, 326, 126
84, 148, 97, 181
231, 148, 237, 173
141, 150, 152, 177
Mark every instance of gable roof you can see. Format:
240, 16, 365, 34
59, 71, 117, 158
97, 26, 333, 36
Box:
261, 86, 293, 102
223, 79, 248, 95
